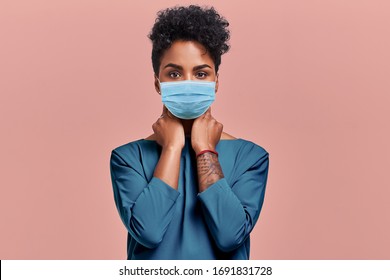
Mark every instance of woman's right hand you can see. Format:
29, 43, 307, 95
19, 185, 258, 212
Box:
152, 106, 185, 151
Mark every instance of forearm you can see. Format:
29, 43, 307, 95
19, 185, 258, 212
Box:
153, 147, 182, 189
196, 152, 224, 192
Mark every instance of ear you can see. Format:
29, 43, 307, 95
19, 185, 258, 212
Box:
154, 74, 161, 95
215, 73, 219, 94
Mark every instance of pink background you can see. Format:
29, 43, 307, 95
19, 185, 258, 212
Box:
1, 0, 389, 259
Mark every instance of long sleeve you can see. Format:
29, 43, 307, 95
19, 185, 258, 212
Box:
110, 149, 180, 249
197, 150, 269, 252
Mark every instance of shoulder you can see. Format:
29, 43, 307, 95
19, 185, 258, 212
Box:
110, 138, 148, 166
144, 134, 157, 141
143, 132, 239, 141
240, 138, 268, 157
229, 138, 269, 170
221, 131, 237, 140
222, 132, 268, 156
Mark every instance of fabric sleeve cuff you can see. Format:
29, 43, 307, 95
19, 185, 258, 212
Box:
197, 177, 230, 201
149, 176, 181, 202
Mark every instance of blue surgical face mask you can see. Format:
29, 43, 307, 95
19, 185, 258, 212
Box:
157, 78, 217, 120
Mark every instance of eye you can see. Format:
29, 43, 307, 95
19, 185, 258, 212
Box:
196, 72, 208, 79
169, 71, 181, 78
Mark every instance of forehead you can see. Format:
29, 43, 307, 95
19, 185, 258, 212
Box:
160, 40, 214, 68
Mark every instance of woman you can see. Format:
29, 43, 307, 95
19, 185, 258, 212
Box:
110, 5, 269, 260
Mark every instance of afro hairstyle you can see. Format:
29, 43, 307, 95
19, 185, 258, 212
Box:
147, 5, 231, 75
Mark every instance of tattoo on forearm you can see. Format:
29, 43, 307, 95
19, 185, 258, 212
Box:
197, 152, 224, 192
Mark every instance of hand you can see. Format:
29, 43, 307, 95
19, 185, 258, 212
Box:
152, 106, 185, 151
191, 107, 223, 155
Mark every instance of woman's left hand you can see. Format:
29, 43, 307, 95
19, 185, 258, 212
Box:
191, 107, 223, 155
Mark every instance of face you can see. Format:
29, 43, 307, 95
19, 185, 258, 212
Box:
154, 40, 219, 94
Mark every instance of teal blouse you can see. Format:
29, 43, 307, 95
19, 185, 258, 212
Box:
110, 137, 269, 260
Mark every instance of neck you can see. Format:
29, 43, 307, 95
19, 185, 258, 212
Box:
181, 119, 194, 137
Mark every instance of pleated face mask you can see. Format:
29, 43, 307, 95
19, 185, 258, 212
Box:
158, 78, 216, 119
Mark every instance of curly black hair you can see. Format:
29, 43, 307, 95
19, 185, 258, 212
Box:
148, 5, 230, 75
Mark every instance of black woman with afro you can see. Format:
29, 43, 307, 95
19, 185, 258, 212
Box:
110, 5, 270, 260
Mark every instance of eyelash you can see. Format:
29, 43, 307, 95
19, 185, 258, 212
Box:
168, 71, 208, 79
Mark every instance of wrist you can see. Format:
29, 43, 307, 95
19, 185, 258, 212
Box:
194, 146, 211, 155
162, 145, 183, 154
196, 149, 218, 158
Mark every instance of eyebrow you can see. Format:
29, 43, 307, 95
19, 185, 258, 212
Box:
163, 63, 212, 71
